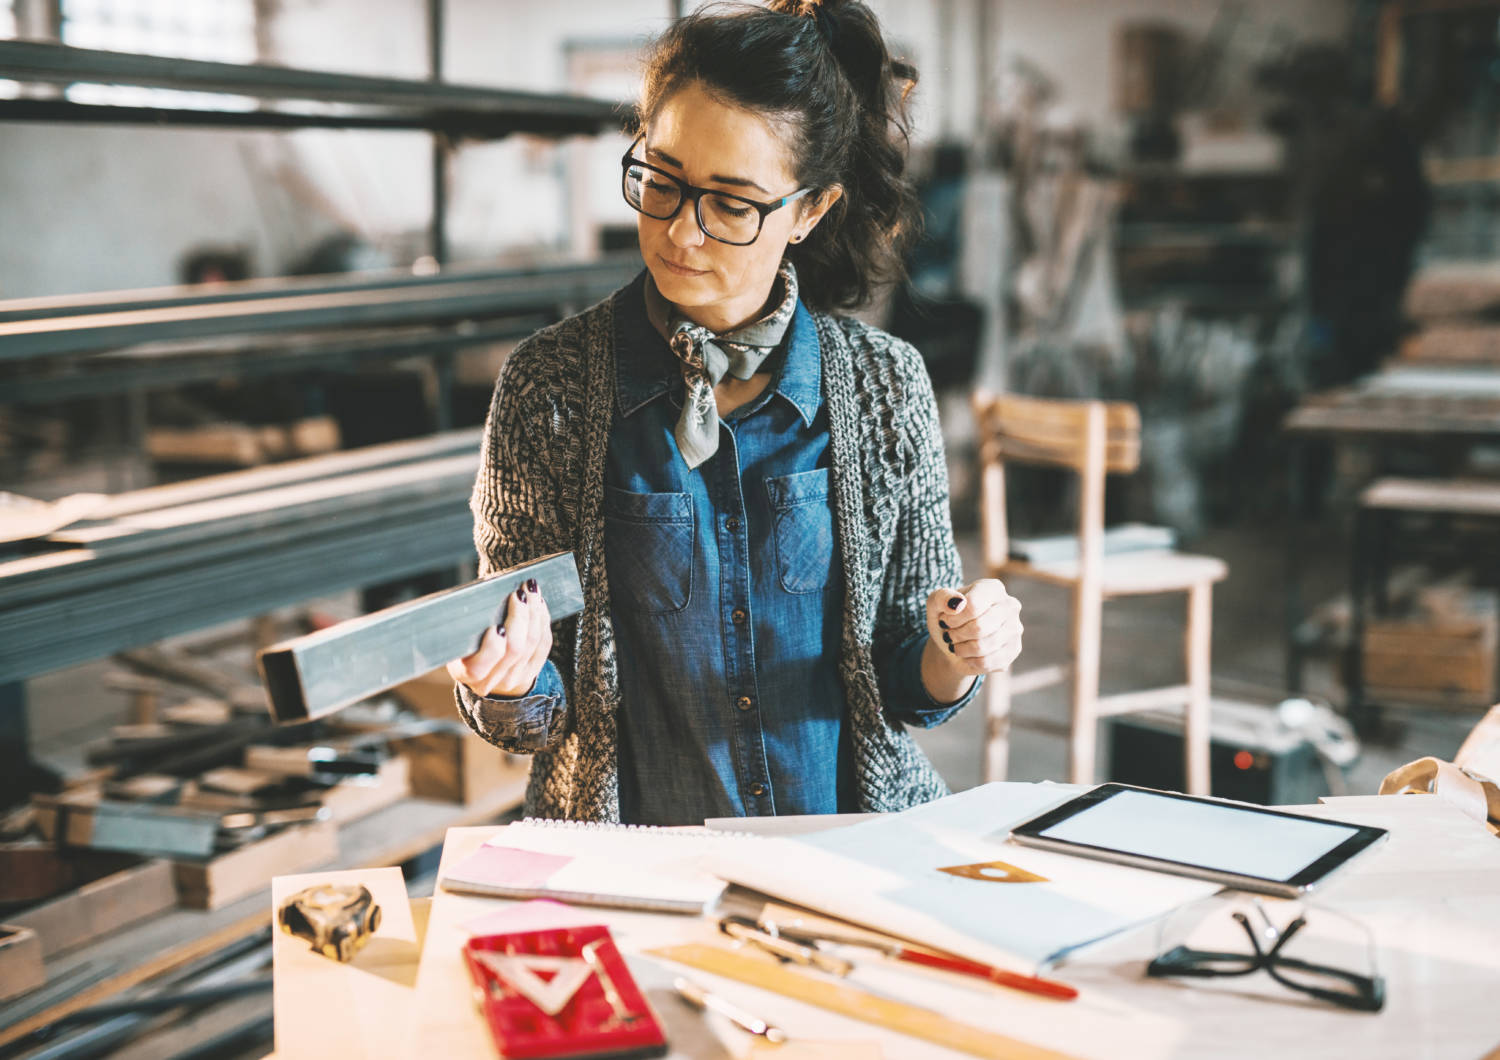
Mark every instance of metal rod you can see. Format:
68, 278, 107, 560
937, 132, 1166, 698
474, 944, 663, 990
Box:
428, 0, 449, 266
0, 259, 639, 360
0, 256, 637, 323
52, 979, 272, 1025
0, 39, 619, 119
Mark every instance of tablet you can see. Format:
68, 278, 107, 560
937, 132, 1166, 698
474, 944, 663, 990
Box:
1009, 783, 1388, 898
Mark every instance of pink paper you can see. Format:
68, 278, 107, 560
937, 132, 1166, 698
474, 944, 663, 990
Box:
446, 844, 574, 889
463, 899, 609, 938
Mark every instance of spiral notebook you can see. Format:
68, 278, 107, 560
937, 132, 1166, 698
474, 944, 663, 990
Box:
438, 818, 759, 915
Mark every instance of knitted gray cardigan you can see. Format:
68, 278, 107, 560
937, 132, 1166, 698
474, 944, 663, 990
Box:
456, 283, 962, 821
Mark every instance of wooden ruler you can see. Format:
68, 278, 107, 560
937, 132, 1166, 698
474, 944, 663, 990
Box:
647, 944, 1082, 1060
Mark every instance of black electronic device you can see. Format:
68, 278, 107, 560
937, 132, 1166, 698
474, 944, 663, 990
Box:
1107, 699, 1333, 806
1010, 783, 1388, 898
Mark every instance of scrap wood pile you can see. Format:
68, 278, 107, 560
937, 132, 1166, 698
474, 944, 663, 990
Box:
0, 641, 469, 927
1401, 262, 1500, 366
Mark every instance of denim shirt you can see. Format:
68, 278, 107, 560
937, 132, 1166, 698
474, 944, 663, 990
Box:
505, 273, 975, 825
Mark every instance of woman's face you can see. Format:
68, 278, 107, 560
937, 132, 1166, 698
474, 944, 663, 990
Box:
637, 80, 835, 333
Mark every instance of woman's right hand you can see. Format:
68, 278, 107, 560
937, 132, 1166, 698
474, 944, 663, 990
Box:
447, 579, 552, 699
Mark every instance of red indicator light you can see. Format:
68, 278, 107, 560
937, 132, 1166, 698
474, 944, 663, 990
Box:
1233, 750, 1254, 771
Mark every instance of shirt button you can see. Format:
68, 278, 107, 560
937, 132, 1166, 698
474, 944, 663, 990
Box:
736, 696, 753, 712
749, 782, 767, 797
731, 607, 747, 626
726, 516, 741, 532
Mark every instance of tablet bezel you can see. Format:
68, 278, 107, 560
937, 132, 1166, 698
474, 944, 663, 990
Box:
1008, 783, 1389, 898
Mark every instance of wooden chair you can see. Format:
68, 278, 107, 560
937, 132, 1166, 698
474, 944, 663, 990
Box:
971, 392, 1228, 794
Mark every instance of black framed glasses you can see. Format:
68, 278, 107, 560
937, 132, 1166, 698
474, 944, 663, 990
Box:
1147, 896, 1385, 1013
620, 136, 812, 246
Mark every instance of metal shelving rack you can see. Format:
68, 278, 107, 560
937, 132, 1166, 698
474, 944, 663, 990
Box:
0, 15, 635, 1052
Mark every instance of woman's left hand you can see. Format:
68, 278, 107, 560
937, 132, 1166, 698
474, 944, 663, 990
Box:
925, 578, 1023, 677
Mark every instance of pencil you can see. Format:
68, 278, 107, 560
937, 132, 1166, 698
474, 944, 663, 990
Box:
888, 946, 1078, 1001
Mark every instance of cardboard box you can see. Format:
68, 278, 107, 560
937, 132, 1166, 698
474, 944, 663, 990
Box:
392, 668, 460, 720
396, 730, 524, 805
174, 820, 338, 911
8, 857, 176, 959
0, 925, 45, 1002
1363, 589, 1498, 709
392, 669, 529, 805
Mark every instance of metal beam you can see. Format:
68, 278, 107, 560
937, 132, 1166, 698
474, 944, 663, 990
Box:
0, 507, 477, 684
0, 319, 544, 405
0, 40, 623, 136
258, 551, 583, 723
0, 257, 636, 323
0, 258, 639, 360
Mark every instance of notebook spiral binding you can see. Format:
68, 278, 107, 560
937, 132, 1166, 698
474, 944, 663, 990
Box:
516, 817, 762, 840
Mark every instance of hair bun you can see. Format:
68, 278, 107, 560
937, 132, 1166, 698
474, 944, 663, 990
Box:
811, 3, 838, 47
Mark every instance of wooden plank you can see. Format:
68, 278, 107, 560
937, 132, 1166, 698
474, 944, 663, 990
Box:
258, 551, 583, 723
1400, 324, 1500, 365
1406, 262, 1500, 319
1184, 581, 1213, 796
0, 926, 45, 1002
8, 858, 176, 960
1093, 684, 1193, 718
173, 820, 339, 911
647, 943, 1083, 1060
1360, 476, 1500, 516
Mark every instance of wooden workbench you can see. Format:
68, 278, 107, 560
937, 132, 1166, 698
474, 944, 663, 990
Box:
269, 791, 1500, 1060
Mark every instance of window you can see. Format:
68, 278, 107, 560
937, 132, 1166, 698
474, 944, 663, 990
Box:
0, 1, 17, 98
61, 0, 258, 110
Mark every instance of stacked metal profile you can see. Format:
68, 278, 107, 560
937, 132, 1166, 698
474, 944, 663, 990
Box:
0, 257, 641, 401
0, 430, 486, 684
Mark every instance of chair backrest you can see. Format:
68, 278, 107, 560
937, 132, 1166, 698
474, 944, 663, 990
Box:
971, 392, 1141, 474
970, 391, 1142, 576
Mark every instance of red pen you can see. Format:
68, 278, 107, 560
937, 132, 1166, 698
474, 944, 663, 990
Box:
760, 919, 1078, 1002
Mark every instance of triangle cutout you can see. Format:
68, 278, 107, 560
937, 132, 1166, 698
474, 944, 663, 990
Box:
474, 951, 593, 1015
937, 859, 1048, 883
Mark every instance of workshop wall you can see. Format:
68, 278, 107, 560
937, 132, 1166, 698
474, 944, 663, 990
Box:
0, 0, 978, 301
998, 0, 1352, 126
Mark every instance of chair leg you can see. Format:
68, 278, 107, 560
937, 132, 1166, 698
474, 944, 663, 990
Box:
1184, 581, 1213, 796
1069, 586, 1104, 786
982, 669, 1012, 783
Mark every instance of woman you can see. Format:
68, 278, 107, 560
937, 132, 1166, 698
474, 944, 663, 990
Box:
448, 0, 1022, 824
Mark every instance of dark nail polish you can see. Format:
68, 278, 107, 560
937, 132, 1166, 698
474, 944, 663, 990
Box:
526, 578, 538, 594
517, 587, 528, 603
941, 631, 951, 644
938, 618, 948, 629
948, 642, 956, 654
495, 625, 507, 637
947, 596, 963, 610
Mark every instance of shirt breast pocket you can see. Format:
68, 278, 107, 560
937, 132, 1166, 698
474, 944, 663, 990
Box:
765, 467, 834, 594
604, 486, 694, 614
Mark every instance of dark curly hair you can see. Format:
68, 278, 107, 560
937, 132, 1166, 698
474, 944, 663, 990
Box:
637, 0, 921, 313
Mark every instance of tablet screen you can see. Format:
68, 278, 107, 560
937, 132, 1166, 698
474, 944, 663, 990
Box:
1033, 788, 1364, 882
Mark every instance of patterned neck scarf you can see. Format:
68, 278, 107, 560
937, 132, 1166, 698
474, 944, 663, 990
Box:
644, 261, 800, 470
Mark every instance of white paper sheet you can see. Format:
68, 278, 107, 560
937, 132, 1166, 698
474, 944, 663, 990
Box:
702, 782, 1219, 971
